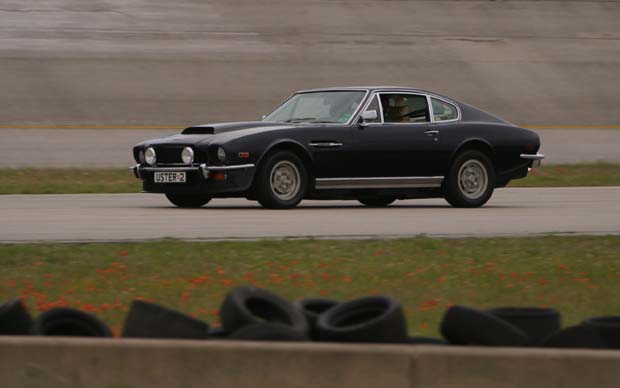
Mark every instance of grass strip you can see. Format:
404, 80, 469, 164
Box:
509, 162, 620, 188
1, 236, 619, 336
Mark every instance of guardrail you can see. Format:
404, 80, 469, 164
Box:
1, 337, 619, 388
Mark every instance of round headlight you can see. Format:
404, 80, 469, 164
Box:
144, 147, 156, 165
182, 147, 194, 164
217, 147, 226, 162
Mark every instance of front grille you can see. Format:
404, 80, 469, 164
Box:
155, 147, 183, 164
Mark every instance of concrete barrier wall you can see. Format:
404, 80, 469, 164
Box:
1, 1, 619, 126
1, 337, 620, 388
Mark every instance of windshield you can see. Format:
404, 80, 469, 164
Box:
264, 91, 366, 124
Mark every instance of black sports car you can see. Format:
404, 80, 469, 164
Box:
131, 87, 543, 209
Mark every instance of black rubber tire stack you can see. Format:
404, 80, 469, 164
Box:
316, 296, 407, 343
440, 305, 530, 346
487, 307, 561, 345
294, 298, 339, 340
220, 286, 309, 341
0, 298, 33, 335
122, 300, 210, 339
32, 307, 112, 337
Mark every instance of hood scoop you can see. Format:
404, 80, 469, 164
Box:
182, 126, 215, 135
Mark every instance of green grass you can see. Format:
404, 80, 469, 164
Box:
1, 236, 619, 337
0, 168, 139, 194
509, 163, 620, 188
1, 163, 619, 195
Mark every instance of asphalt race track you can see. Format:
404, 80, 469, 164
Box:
2, 187, 619, 243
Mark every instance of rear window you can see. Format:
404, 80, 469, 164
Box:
431, 98, 458, 121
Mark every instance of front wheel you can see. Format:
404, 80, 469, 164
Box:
444, 150, 495, 208
165, 193, 211, 208
254, 151, 308, 209
357, 197, 396, 207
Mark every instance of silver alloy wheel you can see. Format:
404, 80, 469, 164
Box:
457, 159, 488, 200
270, 160, 301, 201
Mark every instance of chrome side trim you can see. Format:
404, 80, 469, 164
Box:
308, 142, 343, 148
520, 153, 545, 160
315, 176, 444, 190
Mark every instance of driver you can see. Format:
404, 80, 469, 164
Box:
384, 95, 411, 123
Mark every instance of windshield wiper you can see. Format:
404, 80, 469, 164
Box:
283, 117, 318, 123
306, 120, 340, 124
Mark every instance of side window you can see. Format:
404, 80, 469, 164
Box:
361, 95, 381, 123
380, 94, 429, 123
431, 98, 458, 122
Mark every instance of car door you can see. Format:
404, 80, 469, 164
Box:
351, 92, 441, 177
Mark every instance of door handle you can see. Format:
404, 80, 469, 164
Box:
424, 130, 439, 136
308, 142, 343, 148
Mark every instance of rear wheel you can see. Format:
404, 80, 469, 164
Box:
165, 193, 211, 208
444, 150, 495, 208
254, 151, 308, 209
358, 197, 396, 207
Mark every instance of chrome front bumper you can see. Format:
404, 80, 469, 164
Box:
520, 153, 544, 168
130, 163, 255, 179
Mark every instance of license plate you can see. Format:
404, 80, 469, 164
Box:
154, 171, 186, 183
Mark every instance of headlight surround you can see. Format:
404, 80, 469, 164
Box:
144, 147, 156, 165
181, 147, 194, 164
217, 147, 226, 163
138, 149, 145, 163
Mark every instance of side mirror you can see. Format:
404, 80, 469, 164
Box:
261, 115, 267, 121
359, 110, 378, 127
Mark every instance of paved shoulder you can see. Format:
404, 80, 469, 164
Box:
1, 187, 619, 243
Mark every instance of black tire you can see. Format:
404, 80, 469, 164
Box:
122, 300, 210, 339
165, 193, 211, 208
254, 151, 308, 209
357, 197, 396, 207
294, 298, 339, 339
0, 298, 33, 335
315, 296, 407, 343
444, 149, 495, 207
229, 322, 310, 342
541, 325, 608, 349
440, 305, 530, 346
581, 316, 620, 349
32, 307, 112, 337
220, 286, 309, 336
487, 307, 561, 345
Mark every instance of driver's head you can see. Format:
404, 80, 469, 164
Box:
390, 95, 408, 108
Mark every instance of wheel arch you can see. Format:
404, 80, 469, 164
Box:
449, 138, 496, 173
253, 139, 315, 185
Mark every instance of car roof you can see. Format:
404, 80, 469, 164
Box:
297, 86, 433, 94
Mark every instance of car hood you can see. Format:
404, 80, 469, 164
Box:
139, 121, 296, 147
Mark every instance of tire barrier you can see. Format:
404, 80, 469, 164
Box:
122, 300, 210, 339
0, 298, 32, 335
31, 307, 112, 337
2, 287, 620, 349
294, 298, 339, 339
